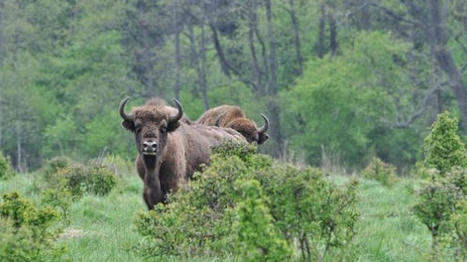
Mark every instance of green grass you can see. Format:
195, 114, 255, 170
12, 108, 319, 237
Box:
351, 178, 431, 261
0, 172, 433, 261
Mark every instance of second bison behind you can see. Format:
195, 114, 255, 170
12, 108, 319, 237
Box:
196, 105, 269, 145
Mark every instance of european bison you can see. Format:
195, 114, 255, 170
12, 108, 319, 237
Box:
119, 97, 246, 209
196, 105, 270, 145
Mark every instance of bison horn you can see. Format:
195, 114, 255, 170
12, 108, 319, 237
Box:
257, 113, 269, 133
169, 99, 184, 124
119, 97, 133, 122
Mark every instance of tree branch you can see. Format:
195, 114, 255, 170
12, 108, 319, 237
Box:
367, 2, 421, 26
391, 87, 439, 128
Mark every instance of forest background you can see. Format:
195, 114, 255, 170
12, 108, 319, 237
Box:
0, 0, 466, 172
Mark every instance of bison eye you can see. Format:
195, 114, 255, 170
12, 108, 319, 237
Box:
135, 125, 142, 133
160, 126, 167, 133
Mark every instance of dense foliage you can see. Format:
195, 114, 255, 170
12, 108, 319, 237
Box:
0, 152, 14, 180
134, 143, 359, 260
0, 192, 66, 262
424, 112, 467, 175
362, 157, 398, 187
37, 157, 118, 199
414, 112, 467, 260
0, 0, 466, 171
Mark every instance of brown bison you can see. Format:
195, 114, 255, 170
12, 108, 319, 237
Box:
196, 105, 269, 145
119, 97, 246, 209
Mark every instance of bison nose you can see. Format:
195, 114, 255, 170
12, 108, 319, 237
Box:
142, 141, 158, 154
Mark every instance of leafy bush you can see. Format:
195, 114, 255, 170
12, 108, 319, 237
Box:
134, 142, 358, 260
0, 192, 66, 261
42, 157, 73, 179
40, 158, 118, 199
450, 199, 467, 259
412, 161, 437, 180
424, 111, 467, 176
414, 112, 467, 260
40, 188, 72, 224
232, 179, 293, 261
413, 180, 459, 243
362, 157, 398, 187
55, 164, 117, 197
0, 152, 14, 180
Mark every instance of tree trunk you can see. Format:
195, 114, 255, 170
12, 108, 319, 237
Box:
361, 4, 371, 30
172, 4, 181, 100
430, 0, 467, 129
210, 23, 256, 90
265, 0, 277, 95
135, 0, 156, 97
247, 0, 262, 90
15, 123, 22, 173
289, 0, 303, 75
188, 21, 209, 110
200, 24, 209, 110
265, 0, 283, 155
317, 4, 325, 58
253, 19, 269, 94
328, 13, 338, 56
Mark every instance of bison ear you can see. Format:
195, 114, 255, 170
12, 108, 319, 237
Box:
122, 120, 135, 132
258, 132, 269, 145
167, 121, 180, 132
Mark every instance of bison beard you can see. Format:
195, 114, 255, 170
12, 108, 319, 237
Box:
120, 97, 247, 209
196, 105, 270, 145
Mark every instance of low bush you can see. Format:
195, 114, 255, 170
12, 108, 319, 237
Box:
0, 152, 14, 180
412, 161, 437, 180
39, 158, 118, 199
414, 112, 467, 260
424, 111, 467, 176
40, 188, 72, 224
450, 199, 467, 259
134, 142, 359, 260
0, 192, 66, 261
58, 164, 117, 197
362, 157, 398, 187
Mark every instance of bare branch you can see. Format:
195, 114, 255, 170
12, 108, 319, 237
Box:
367, 2, 421, 26
391, 87, 439, 128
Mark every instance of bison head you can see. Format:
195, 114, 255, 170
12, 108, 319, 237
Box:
217, 114, 269, 144
119, 97, 183, 167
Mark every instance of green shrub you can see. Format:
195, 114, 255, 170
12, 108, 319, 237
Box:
362, 157, 398, 187
40, 158, 117, 198
414, 112, 467, 260
424, 111, 467, 176
413, 180, 459, 244
0, 192, 66, 261
412, 161, 437, 180
57, 164, 117, 197
232, 179, 293, 261
42, 157, 73, 180
0, 152, 14, 180
40, 188, 72, 224
133, 142, 359, 260
450, 199, 467, 260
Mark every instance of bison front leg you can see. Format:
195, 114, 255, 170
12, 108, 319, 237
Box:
143, 185, 164, 210
143, 168, 164, 210
142, 188, 153, 210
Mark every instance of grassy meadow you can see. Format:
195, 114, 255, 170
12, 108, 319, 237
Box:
0, 168, 432, 261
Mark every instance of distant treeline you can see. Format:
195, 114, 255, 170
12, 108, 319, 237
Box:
0, 0, 465, 171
